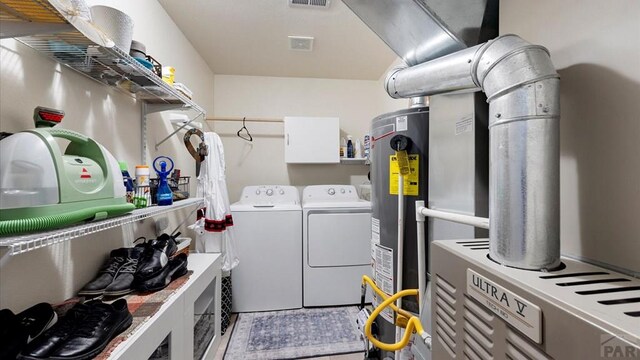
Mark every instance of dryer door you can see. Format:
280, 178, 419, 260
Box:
307, 210, 371, 267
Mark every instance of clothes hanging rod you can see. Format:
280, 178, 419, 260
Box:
206, 117, 283, 123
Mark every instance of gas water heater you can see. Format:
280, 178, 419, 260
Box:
370, 106, 429, 355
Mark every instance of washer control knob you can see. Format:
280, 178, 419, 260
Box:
279, 189, 285, 195
340, 188, 346, 194
255, 189, 261, 195
266, 189, 274, 196
328, 188, 336, 195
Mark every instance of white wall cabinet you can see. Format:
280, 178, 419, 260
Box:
284, 117, 340, 163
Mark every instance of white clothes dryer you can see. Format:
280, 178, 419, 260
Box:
302, 185, 373, 307
231, 185, 302, 312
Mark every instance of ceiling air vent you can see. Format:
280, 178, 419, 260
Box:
288, 36, 314, 51
289, 0, 331, 8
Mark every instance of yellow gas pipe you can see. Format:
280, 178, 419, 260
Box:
361, 275, 431, 352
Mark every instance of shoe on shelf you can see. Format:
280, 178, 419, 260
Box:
46, 299, 132, 360
18, 303, 92, 360
78, 248, 132, 297
103, 247, 144, 297
135, 233, 178, 281
136, 253, 188, 293
1, 308, 26, 360
18, 303, 58, 344
0, 303, 57, 359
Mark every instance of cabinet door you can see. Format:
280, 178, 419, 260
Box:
284, 117, 339, 163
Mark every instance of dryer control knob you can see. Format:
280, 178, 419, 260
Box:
340, 188, 346, 194
266, 189, 274, 196
279, 189, 285, 195
328, 188, 335, 195
255, 189, 261, 195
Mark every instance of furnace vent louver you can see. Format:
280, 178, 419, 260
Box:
435, 275, 458, 357
289, 0, 331, 8
463, 295, 495, 359
506, 328, 552, 360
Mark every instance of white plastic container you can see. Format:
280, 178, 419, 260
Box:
135, 165, 150, 186
90, 6, 134, 53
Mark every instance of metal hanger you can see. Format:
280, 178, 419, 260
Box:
183, 128, 208, 177
236, 117, 253, 142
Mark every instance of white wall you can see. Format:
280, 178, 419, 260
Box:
502, 0, 640, 274
0, 0, 214, 310
212, 74, 405, 202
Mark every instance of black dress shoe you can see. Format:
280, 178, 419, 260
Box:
1, 303, 57, 360
1, 308, 26, 359
135, 233, 178, 281
78, 248, 131, 297
18, 303, 91, 360
103, 247, 144, 297
136, 253, 188, 293
47, 299, 132, 360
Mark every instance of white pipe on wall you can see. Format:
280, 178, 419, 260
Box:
415, 200, 427, 314
418, 206, 490, 229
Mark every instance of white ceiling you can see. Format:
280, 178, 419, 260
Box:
157, 0, 397, 80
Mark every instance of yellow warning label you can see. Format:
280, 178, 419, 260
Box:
390, 154, 420, 196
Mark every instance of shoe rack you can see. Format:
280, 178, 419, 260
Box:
108, 253, 223, 360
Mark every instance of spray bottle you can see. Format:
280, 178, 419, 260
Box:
153, 156, 174, 206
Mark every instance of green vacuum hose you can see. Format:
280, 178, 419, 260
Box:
0, 204, 134, 236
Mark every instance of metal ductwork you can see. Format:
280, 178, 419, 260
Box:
342, 0, 498, 66
385, 34, 560, 270
343, 0, 560, 270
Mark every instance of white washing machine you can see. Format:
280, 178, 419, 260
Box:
302, 185, 373, 307
231, 185, 302, 312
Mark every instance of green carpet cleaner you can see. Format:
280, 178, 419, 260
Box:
0, 107, 135, 235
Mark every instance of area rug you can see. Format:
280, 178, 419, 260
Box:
224, 306, 365, 360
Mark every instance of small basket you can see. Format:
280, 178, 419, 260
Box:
146, 54, 163, 78
143, 176, 190, 205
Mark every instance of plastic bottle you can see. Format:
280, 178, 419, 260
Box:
153, 156, 174, 206
340, 137, 347, 158
347, 135, 354, 158
135, 165, 150, 208
119, 161, 134, 203
355, 139, 362, 158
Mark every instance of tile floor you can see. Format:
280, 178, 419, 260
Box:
213, 313, 365, 360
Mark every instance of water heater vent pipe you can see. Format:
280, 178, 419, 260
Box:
387, 34, 560, 270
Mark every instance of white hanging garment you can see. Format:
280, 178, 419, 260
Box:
189, 132, 239, 271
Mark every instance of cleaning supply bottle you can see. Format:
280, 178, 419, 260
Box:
153, 156, 174, 206
347, 135, 354, 158
355, 139, 362, 158
340, 137, 347, 158
119, 161, 134, 203
135, 165, 150, 208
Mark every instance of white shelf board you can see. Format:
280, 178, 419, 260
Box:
107, 253, 222, 360
340, 157, 369, 165
0, 198, 204, 256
